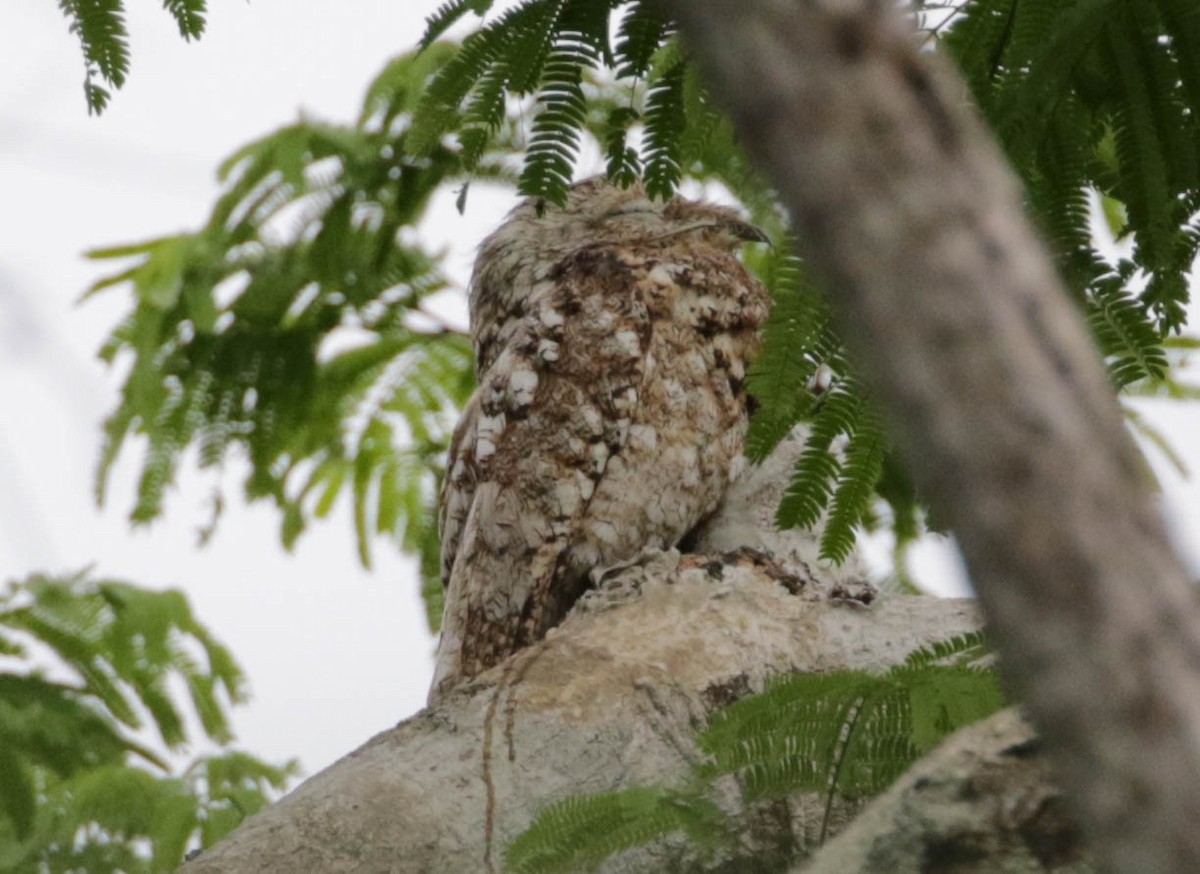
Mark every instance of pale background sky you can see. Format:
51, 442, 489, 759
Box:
3, 1, 1199, 782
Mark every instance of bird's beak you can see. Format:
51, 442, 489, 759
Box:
727, 220, 771, 246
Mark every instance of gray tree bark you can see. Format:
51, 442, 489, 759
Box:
187, 580, 977, 873
179, 434, 1014, 873
183, 587, 974, 868
664, 1, 1200, 871
798, 709, 1093, 874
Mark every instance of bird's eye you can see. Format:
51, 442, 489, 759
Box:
611, 199, 657, 216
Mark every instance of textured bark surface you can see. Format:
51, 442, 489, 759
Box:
182, 573, 978, 873
798, 709, 1094, 874
666, 1, 1200, 871
179, 433, 1091, 873
177, 432, 977, 873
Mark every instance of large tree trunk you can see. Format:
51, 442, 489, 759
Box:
665, 1, 1200, 872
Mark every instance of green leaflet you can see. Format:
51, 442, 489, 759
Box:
57, 0, 207, 114
945, 0, 1196, 338
1088, 271, 1170, 388
508, 634, 1005, 872
420, 0, 497, 49
80, 0, 1200, 616
641, 49, 686, 201
0, 572, 295, 867
88, 46, 477, 606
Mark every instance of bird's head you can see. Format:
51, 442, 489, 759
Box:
490, 176, 769, 256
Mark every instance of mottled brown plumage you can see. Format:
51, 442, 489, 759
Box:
431, 178, 770, 698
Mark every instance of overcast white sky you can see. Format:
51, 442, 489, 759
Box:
3, 0, 1200, 781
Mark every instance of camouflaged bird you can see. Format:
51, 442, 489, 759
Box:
431, 177, 771, 699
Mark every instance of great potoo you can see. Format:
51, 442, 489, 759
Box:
431, 177, 771, 699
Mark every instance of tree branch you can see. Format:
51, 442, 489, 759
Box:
799, 709, 1092, 873
180, 556, 978, 872
664, 1, 1200, 870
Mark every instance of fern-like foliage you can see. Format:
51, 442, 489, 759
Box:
740, 263, 899, 564
1088, 265, 1171, 388
522, 40, 594, 203
88, 46, 483, 609
613, 1, 673, 79
701, 634, 1001, 808
420, 0, 497, 48
57, 0, 207, 114
0, 570, 295, 869
640, 45, 687, 201
740, 0, 1200, 564
508, 634, 1005, 872
1124, 334, 1200, 400
945, 0, 1200, 336
411, 0, 674, 206
86, 0, 1200, 616
506, 787, 726, 874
